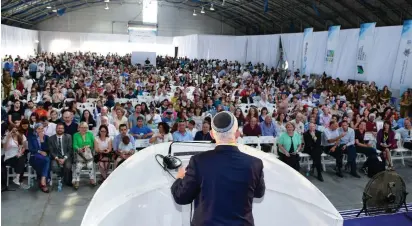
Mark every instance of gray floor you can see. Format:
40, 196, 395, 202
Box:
2, 163, 412, 226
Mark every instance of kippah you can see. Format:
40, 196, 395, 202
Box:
212, 111, 235, 133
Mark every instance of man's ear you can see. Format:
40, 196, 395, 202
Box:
235, 129, 241, 139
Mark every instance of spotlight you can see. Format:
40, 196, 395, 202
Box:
104, 3, 109, 10
193, 9, 197, 16
201, 6, 205, 14
210, 3, 214, 11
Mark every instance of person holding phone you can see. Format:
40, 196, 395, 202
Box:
1, 125, 28, 189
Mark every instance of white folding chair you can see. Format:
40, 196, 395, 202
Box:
259, 136, 277, 153
135, 139, 151, 149
391, 133, 412, 166
241, 136, 260, 149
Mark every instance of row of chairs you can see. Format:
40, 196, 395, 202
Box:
5, 133, 411, 186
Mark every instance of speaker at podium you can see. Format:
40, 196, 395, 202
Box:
81, 142, 343, 226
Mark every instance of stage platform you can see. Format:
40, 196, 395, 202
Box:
2, 164, 412, 226
343, 211, 412, 226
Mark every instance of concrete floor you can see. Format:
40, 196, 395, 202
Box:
2, 163, 412, 226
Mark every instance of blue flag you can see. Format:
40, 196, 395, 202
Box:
264, 0, 268, 12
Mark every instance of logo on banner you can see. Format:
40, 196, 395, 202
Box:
326, 50, 335, 63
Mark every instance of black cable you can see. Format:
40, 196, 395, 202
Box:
155, 154, 176, 179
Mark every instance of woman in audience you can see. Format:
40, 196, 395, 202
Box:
259, 107, 269, 123
275, 113, 287, 135
81, 109, 96, 131
149, 122, 173, 144
8, 100, 23, 128
28, 123, 50, 193
277, 122, 302, 171
49, 110, 60, 124
29, 112, 39, 128
379, 85, 392, 103
245, 107, 258, 125
2, 125, 28, 187
94, 125, 113, 183
376, 121, 396, 169
18, 119, 33, 139
234, 108, 245, 127
113, 108, 127, 130
73, 121, 96, 189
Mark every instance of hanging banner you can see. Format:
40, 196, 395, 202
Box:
301, 27, 313, 75
391, 20, 412, 89
356, 22, 376, 79
324, 25, 341, 76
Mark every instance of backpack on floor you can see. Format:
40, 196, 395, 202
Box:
365, 155, 386, 178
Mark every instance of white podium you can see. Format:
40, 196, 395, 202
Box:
82, 142, 343, 226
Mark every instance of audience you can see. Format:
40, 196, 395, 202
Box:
1, 52, 412, 192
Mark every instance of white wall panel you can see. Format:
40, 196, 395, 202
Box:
36, 3, 239, 36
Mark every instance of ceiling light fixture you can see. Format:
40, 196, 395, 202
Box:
104, 0, 110, 2
201, 6, 205, 14
193, 9, 197, 16
104, 3, 109, 10
46, 6, 52, 9
210, 3, 214, 11
52, 9, 57, 12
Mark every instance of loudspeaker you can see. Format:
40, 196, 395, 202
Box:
174, 47, 178, 58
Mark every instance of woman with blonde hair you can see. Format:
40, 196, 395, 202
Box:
277, 122, 302, 171
72, 121, 96, 189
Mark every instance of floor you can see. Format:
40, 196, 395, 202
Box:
2, 163, 412, 226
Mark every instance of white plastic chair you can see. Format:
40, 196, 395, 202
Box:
259, 136, 277, 153
391, 133, 412, 166
241, 136, 260, 149
135, 139, 151, 149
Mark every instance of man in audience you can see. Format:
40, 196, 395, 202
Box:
338, 120, 360, 178
129, 117, 153, 139
62, 111, 78, 136
194, 122, 213, 141
40, 116, 57, 137
260, 115, 277, 152
397, 118, 412, 150
100, 116, 118, 137
113, 124, 135, 152
173, 120, 193, 141
49, 123, 73, 186
243, 117, 261, 137
128, 104, 145, 128
96, 106, 112, 129
321, 120, 345, 177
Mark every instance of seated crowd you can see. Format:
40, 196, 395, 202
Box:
1, 52, 412, 193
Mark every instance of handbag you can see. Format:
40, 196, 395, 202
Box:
77, 146, 93, 163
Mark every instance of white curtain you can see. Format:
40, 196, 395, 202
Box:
306, 31, 328, 75
281, 33, 303, 73
39, 31, 174, 56
368, 26, 402, 89
197, 35, 247, 63
332, 29, 359, 80
1, 25, 39, 59
245, 34, 280, 67
172, 35, 198, 59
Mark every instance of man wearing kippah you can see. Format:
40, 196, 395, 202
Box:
171, 111, 266, 226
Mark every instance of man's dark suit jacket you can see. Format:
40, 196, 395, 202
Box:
303, 130, 322, 155
48, 134, 73, 160
171, 145, 265, 226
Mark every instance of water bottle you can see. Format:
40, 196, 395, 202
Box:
29, 178, 34, 188
58, 178, 62, 192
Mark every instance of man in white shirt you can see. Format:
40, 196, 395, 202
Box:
40, 116, 57, 137
96, 106, 113, 129
99, 116, 118, 139
321, 120, 346, 177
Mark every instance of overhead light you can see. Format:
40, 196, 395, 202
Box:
34, 40, 39, 43
222, 0, 225, 6
201, 6, 205, 14
46, 6, 52, 9
104, 3, 109, 10
210, 3, 214, 11
52, 9, 57, 12
104, 0, 110, 2
193, 9, 197, 16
